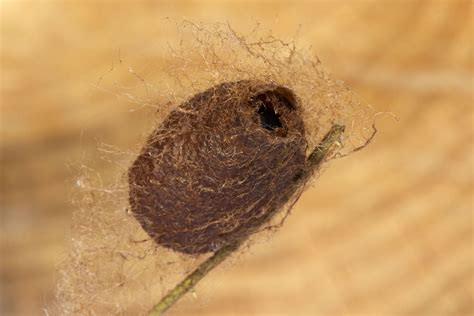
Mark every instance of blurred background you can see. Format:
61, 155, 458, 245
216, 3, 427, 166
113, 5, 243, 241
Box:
1, 0, 472, 315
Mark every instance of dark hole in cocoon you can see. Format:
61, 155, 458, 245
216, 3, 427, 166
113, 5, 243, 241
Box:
255, 93, 284, 131
258, 104, 282, 130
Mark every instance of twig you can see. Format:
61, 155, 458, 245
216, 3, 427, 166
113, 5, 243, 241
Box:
147, 124, 345, 315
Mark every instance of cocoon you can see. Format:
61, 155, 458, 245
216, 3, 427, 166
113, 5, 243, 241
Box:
128, 80, 307, 254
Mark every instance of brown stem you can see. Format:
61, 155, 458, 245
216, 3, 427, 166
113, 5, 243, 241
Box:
147, 124, 345, 315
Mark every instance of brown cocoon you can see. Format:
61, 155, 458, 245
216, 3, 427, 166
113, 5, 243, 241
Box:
128, 80, 307, 254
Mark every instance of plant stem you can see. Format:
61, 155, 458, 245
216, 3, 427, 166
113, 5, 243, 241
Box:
148, 241, 241, 315
147, 124, 345, 315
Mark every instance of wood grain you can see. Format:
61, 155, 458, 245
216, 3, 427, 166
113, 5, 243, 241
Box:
1, 1, 472, 315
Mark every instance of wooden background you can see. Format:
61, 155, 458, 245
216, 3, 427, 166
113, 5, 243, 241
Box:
1, 0, 472, 315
